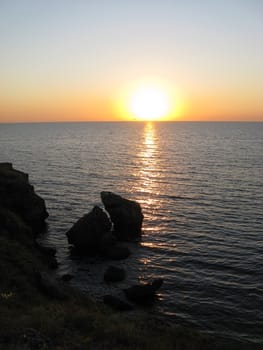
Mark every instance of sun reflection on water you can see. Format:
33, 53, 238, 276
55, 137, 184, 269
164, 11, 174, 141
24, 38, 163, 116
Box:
132, 122, 166, 232
136, 122, 160, 195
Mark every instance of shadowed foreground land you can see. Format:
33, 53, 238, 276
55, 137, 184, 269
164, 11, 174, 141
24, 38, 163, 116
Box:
0, 163, 261, 350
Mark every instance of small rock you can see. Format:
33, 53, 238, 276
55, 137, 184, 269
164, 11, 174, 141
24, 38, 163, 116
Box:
151, 278, 163, 290
104, 266, 126, 282
124, 278, 163, 304
106, 244, 131, 260
103, 295, 133, 311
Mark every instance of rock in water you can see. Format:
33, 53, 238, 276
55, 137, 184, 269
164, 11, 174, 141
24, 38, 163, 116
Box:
124, 278, 163, 304
66, 206, 111, 253
101, 191, 144, 241
0, 162, 48, 233
104, 266, 126, 282
99, 231, 117, 255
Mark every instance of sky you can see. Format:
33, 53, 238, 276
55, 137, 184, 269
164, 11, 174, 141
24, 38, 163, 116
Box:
0, 0, 262, 122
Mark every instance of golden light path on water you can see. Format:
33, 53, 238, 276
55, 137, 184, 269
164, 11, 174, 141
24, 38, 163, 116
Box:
133, 122, 177, 269
133, 122, 167, 237
138, 123, 158, 192
136, 122, 160, 201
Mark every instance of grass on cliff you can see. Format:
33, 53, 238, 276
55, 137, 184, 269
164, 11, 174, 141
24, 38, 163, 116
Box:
0, 287, 223, 350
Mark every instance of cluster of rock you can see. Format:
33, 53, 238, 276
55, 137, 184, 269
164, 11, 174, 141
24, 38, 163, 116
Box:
66, 191, 163, 310
0, 163, 163, 309
66, 191, 144, 259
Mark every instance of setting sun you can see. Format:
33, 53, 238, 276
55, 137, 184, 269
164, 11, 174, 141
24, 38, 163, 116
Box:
129, 85, 171, 121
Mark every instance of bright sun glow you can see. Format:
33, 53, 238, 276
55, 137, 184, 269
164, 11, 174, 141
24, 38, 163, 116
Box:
129, 85, 171, 121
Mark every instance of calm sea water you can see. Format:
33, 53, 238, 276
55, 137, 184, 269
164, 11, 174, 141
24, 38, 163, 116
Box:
0, 122, 262, 344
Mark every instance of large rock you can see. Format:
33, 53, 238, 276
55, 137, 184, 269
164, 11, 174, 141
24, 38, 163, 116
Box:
124, 278, 163, 304
0, 163, 48, 233
66, 206, 111, 253
99, 231, 117, 255
101, 191, 143, 241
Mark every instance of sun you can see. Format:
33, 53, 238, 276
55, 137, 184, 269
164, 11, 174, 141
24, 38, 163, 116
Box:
129, 85, 171, 121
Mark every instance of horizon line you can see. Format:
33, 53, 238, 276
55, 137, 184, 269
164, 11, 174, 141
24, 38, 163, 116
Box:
0, 120, 262, 124
0, 119, 263, 124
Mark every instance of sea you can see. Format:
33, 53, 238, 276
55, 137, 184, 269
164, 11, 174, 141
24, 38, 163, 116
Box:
0, 121, 262, 344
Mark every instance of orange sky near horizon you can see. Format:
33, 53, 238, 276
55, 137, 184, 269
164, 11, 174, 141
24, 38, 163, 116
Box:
1, 87, 262, 123
0, 1, 262, 123
1, 71, 262, 123
1, 72, 262, 122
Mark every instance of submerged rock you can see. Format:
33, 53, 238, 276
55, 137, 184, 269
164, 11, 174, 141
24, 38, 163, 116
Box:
0, 162, 48, 233
66, 206, 111, 253
101, 191, 143, 241
124, 278, 163, 304
104, 266, 126, 282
